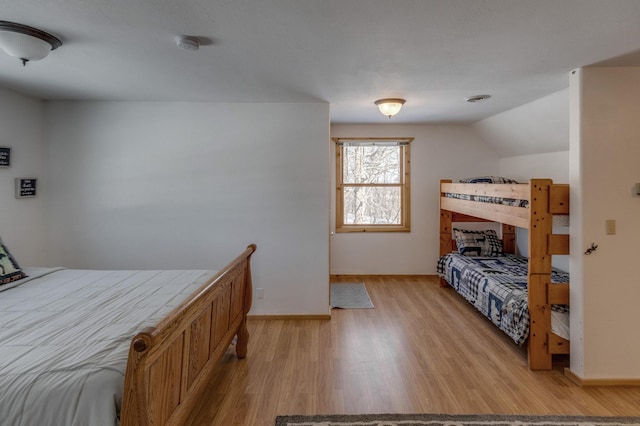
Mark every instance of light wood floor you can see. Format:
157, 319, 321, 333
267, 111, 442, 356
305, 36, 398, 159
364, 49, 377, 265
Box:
188, 276, 640, 425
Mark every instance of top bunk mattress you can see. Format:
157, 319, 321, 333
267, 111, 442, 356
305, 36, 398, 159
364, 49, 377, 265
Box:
0, 267, 218, 426
437, 253, 569, 345
443, 176, 528, 208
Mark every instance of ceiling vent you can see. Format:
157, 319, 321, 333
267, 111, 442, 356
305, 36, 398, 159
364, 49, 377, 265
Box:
465, 94, 491, 103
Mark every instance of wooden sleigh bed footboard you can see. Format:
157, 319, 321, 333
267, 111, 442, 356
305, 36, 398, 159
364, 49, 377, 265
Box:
121, 244, 257, 426
439, 179, 570, 370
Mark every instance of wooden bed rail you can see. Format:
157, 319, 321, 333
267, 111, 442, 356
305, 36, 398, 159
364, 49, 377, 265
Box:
440, 195, 529, 228
548, 234, 569, 255
440, 181, 569, 214
440, 181, 570, 230
548, 333, 570, 354
549, 184, 569, 214
441, 182, 530, 200
546, 284, 571, 355
548, 283, 569, 305
121, 244, 257, 426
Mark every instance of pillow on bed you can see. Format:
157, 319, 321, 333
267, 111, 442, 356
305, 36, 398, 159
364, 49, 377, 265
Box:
0, 237, 26, 285
453, 229, 504, 257
459, 176, 519, 184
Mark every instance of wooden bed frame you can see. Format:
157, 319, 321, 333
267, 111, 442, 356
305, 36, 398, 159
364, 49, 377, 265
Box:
439, 179, 569, 370
121, 244, 256, 425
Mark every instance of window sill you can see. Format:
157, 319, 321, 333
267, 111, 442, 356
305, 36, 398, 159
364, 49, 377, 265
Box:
335, 226, 410, 233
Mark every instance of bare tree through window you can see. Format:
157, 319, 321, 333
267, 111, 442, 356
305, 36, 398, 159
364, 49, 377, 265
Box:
334, 138, 411, 232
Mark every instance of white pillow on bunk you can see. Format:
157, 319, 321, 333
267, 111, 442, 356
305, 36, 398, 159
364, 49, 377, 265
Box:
453, 228, 504, 257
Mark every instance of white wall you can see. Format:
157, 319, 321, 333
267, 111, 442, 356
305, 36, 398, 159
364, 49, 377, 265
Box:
473, 89, 569, 157
44, 101, 330, 316
330, 124, 499, 275
499, 151, 570, 183
570, 67, 640, 379
0, 87, 47, 266
499, 151, 570, 271
473, 91, 571, 271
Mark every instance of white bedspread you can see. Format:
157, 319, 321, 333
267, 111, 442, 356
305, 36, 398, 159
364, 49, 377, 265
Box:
0, 267, 217, 426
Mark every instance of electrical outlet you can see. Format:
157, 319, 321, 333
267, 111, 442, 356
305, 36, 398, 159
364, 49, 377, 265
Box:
605, 220, 616, 235
257, 288, 264, 299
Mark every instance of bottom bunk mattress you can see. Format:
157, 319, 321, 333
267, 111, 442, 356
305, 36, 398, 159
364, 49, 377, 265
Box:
437, 253, 569, 346
0, 266, 218, 426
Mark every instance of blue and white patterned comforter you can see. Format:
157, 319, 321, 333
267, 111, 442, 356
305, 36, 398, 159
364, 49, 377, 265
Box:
443, 192, 528, 208
437, 253, 569, 346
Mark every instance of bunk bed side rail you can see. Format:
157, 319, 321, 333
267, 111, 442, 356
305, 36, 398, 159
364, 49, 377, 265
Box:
440, 196, 529, 228
548, 333, 570, 354
451, 212, 492, 222
548, 234, 570, 255
441, 182, 530, 200
548, 283, 570, 305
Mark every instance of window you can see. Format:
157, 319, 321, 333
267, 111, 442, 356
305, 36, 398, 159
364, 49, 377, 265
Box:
334, 137, 412, 232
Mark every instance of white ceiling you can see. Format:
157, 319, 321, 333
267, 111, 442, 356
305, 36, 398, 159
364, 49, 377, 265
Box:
2, 0, 640, 124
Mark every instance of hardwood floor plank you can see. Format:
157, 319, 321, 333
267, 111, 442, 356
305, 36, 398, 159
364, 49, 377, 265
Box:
188, 276, 640, 425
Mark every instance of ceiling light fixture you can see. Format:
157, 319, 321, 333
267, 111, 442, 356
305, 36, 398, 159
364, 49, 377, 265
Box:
0, 21, 62, 66
465, 94, 492, 103
375, 98, 406, 118
175, 36, 200, 51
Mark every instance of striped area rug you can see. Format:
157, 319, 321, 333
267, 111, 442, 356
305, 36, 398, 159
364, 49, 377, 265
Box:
275, 413, 640, 426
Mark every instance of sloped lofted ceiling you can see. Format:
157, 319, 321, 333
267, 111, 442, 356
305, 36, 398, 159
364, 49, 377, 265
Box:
1, 0, 640, 129
473, 89, 570, 157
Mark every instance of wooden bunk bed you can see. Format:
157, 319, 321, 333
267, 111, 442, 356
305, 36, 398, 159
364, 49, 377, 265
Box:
439, 179, 569, 370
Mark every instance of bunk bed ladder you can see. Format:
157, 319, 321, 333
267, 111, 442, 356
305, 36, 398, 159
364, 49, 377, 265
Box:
527, 179, 554, 370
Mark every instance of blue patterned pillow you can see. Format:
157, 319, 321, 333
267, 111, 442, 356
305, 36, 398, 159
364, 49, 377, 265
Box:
459, 176, 519, 184
0, 238, 26, 285
453, 228, 504, 257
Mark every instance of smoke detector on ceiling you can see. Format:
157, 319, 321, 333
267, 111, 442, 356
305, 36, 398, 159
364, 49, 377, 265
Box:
465, 94, 491, 103
175, 36, 200, 51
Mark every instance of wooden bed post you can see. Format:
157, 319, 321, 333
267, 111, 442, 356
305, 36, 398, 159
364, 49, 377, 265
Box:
121, 244, 257, 426
236, 243, 256, 359
501, 224, 516, 254
527, 179, 553, 370
439, 180, 453, 287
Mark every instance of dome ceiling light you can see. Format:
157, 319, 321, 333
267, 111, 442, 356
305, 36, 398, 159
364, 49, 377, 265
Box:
0, 21, 62, 66
375, 98, 406, 119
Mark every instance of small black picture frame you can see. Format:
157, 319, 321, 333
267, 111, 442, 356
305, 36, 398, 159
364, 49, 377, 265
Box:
15, 177, 37, 198
0, 146, 10, 167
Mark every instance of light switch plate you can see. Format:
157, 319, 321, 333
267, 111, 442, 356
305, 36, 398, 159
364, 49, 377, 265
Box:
605, 219, 616, 235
